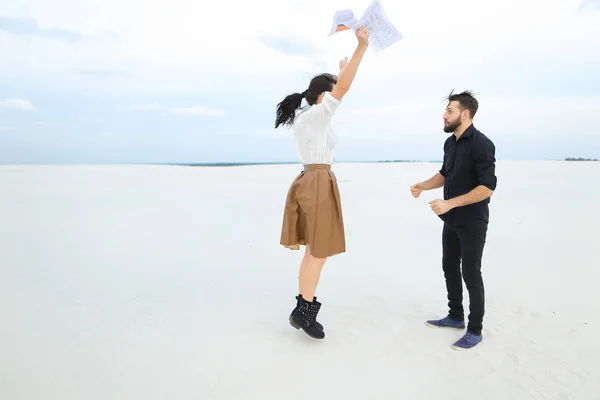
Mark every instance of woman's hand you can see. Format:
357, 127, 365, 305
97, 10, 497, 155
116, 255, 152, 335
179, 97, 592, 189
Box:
339, 57, 348, 71
356, 27, 370, 47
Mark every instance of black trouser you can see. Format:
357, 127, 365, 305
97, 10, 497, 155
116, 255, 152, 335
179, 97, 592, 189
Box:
442, 220, 488, 336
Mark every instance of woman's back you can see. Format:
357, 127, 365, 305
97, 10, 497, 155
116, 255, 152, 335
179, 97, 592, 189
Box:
293, 92, 341, 165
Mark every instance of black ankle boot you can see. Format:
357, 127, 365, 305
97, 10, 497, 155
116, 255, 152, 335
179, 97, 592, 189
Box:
294, 294, 323, 330
289, 297, 325, 339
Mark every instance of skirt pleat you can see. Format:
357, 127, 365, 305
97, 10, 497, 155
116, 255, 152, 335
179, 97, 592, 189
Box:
280, 164, 345, 258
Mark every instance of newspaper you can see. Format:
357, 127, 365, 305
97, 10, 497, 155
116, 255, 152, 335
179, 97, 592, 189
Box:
328, 0, 402, 51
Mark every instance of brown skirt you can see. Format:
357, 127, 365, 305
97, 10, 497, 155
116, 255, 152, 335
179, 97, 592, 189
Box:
280, 164, 346, 258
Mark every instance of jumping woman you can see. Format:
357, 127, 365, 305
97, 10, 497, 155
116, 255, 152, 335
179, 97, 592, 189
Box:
274, 27, 370, 339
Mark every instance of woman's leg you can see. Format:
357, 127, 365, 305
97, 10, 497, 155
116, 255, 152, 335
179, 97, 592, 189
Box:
289, 244, 327, 339
299, 244, 327, 302
298, 245, 311, 295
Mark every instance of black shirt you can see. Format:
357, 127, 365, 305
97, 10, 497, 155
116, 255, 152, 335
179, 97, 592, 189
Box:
439, 124, 497, 225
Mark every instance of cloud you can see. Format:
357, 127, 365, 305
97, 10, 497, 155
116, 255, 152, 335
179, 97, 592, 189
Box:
115, 103, 227, 117
36, 122, 62, 127
169, 107, 227, 117
0, 0, 330, 95
257, 34, 325, 56
0, 0, 598, 163
0, 125, 12, 131
579, 0, 600, 11
0, 16, 87, 44
337, 94, 600, 140
0, 99, 35, 111
75, 68, 131, 78
115, 103, 161, 112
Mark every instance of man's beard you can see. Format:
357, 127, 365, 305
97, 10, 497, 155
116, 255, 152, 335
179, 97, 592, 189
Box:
443, 117, 462, 133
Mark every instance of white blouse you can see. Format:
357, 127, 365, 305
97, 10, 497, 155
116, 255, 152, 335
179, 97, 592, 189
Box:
293, 92, 342, 165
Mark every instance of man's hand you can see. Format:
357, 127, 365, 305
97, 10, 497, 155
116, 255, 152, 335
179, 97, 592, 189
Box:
410, 173, 445, 198
410, 183, 423, 198
429, 199, 453, 215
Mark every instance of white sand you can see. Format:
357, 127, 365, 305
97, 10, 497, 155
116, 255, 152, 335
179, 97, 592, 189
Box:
0, 161, 598, 399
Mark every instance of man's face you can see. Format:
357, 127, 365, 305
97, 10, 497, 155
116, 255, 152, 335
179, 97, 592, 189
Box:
443, 101, 464, 133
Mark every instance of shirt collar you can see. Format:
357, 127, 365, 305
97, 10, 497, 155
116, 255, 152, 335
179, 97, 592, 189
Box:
454, 123, 475, 141
461, 124, 475, 138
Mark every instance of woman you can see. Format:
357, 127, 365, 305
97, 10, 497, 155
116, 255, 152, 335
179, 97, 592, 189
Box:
275, 27, 370, 339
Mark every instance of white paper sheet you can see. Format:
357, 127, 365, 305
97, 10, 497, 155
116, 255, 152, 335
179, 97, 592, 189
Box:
328, 0, 403, 51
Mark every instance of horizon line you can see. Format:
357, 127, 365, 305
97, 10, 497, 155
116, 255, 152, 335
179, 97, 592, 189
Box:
1, 157, 598, 166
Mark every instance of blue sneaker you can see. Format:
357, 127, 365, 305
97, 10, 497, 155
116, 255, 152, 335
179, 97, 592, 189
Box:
425, 315, 465, 330
451, 331, 482, 350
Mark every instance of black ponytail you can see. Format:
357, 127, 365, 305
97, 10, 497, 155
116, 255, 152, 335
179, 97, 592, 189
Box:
274, 73, 338, 129
275, 92, 304, 128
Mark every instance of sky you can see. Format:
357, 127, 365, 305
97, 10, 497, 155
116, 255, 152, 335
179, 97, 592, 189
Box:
0, 0, 599, 164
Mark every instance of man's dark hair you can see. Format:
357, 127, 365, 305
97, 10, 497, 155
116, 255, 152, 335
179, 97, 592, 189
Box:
445, 89, 479, 119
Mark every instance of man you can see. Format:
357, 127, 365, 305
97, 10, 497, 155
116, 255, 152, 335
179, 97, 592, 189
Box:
410, 90, 497, 350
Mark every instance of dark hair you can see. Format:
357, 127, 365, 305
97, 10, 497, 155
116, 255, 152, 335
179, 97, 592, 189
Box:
275, 73, 337, 128
445, 89, 479, 119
